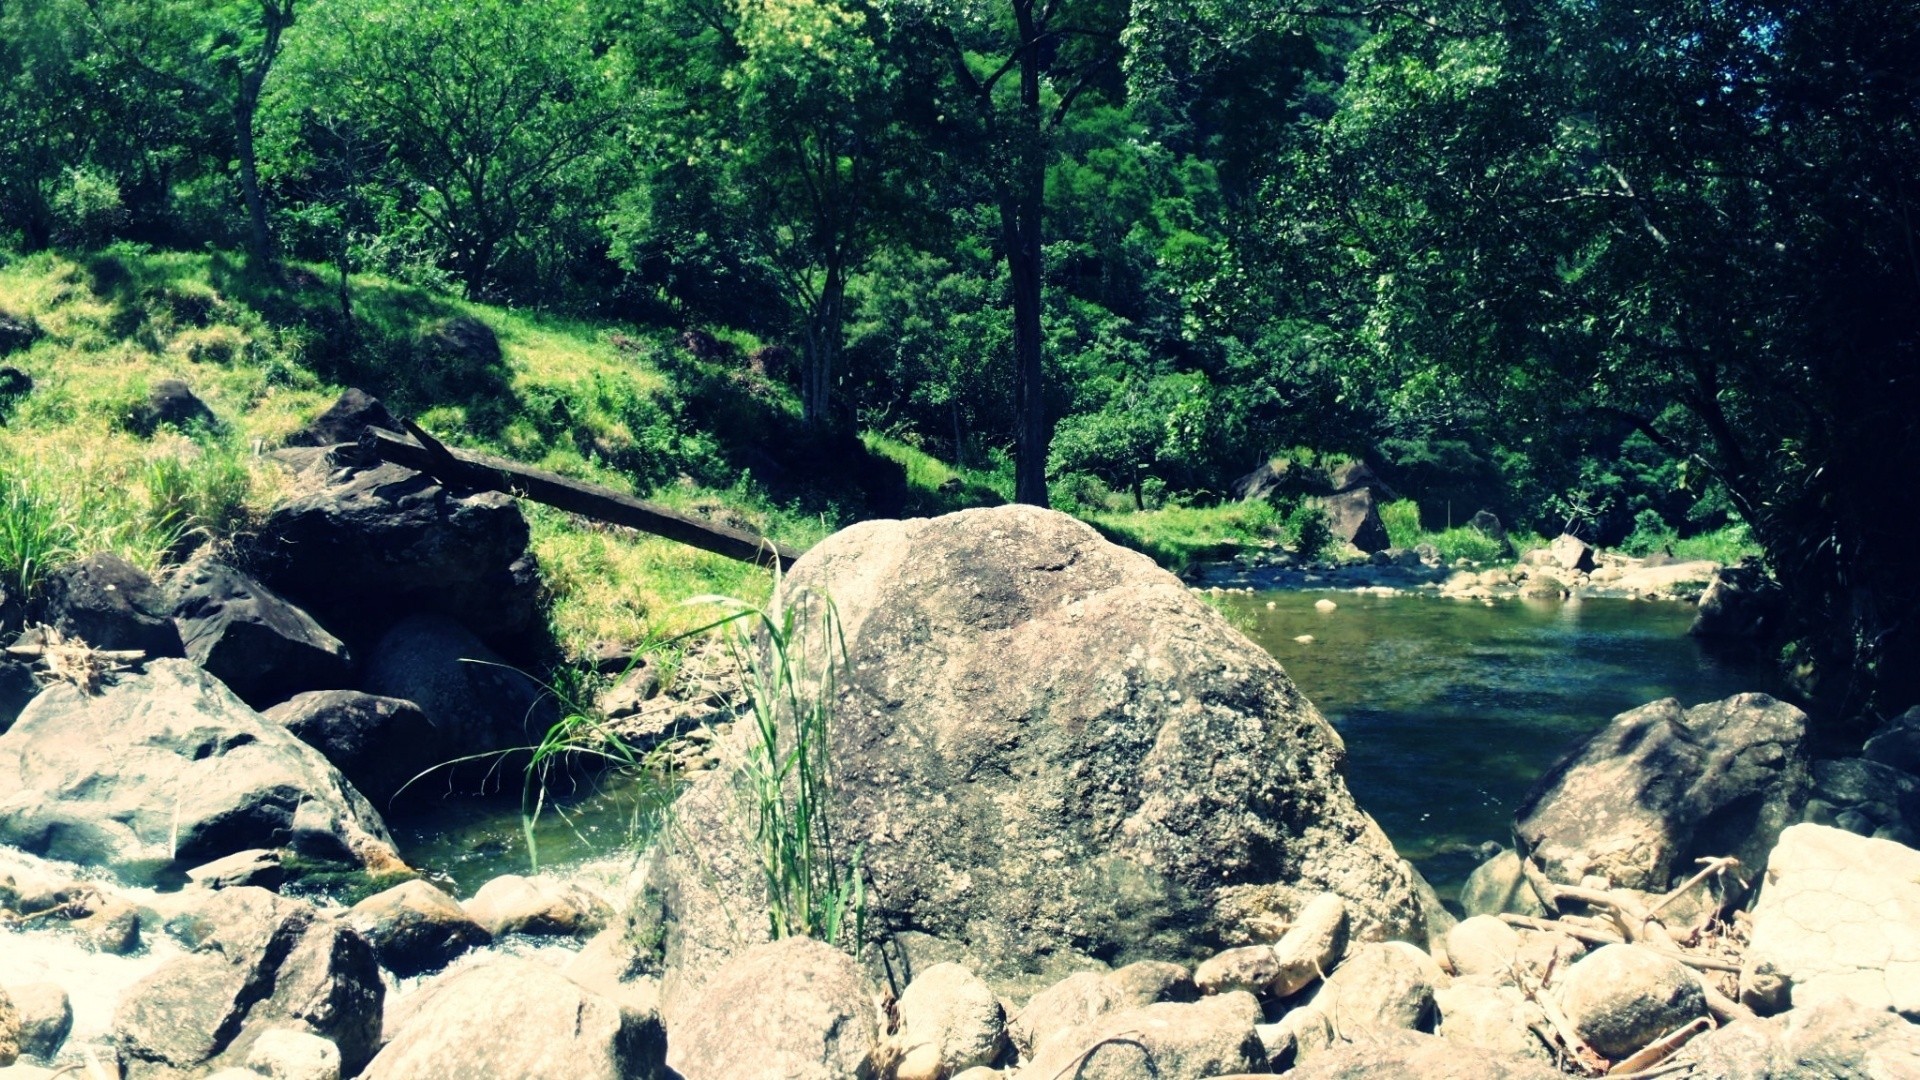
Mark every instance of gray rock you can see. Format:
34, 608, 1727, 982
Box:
888, 963, 1005, 1076
1308, 941, 1443, 1032
346, 879, 490, 978
665, 936, 878, 1080
1548, 533, 1596, 573
0, 660, 36, 736
1677, 996, 1920, 1078
1864, 707, 1920, 777
1434, 982, 1552, 1063
1269, 892, 1349, 998
282, 389, 401, 449
0, 311, 41, 357
1319, 487, 1391, 552
1444, 916, 1522, 980
647, 508, 1424, 1003
1194, 945, 1281, 996
134, 378, 218, 435
37, 552, 183, 658
360, 615, 550, 767
1459, 849, 1547, 919
1555, 943, 1707, 1059
244, 1028, 340, 1080
1281, 1029, 1563, 1079
1515, 693, 1809, 894
1019, 991, 1265, 1080
1009, 963, 1199, 1060
363, 957, 665, 1080
172, 561, 351, 709
1745, 822, 1920, 1017
186, 849, 286, 892
263, 691, 439, 809
0, 987, 17, 1067
463, 874, 609, 939
254, 460, 539, 645
1690, 557, 1783, 640
116, 887, 383, 1078
1468, 510, 1505, 541
1, 984, 69, 1062
0, 660, 401, 885
1808, 757, 1918, 837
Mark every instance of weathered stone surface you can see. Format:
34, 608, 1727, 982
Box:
653, 508, 1420, 1002
1281, 1029, 1563, 1079
282, 388, 402, 449
1434, 982, 1552, 1063
116, 888, 382, 1078
463, 874, 608, 939
1459, 849, 1547, 919
244, 1027, 341, 1080
172, 561, 351, 709
1019, 991, 1264, 1080
364, 957, 664, 1080
1548, 533, 1596, 573
1677, 996, 1920, 1078
253, 460, 539, 644
1319, 488, 1391, 553
1555, 944, 1707, 1059
1445, 916, 1522, 980
38, 552, 183, 658
359, 615, 551, 767
0, 660, 400, 884
185, 849, 286, 892
346, 880, 490, 978
0, 661, 36, 736
1865, 707, 1920, 778
1691, 557, 1784, 641
263, 691, 439, 809
1, 984, 69, 1063
1009, 963, 1199, 1060
1806, 756, 1919, 842
0, 987, 17, 1067
1745, 822, 1920, 1018
888, 963, 1005, 1076
665, 936, 878, 1080
1515, 693, 1809, 893
1309, 941, 1444, 1032
1468, 510, 1505, 541
1194, 945, 1281, 996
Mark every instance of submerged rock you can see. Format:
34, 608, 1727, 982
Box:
651, 506, 1424, 1002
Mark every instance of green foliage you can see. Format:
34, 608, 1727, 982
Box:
0, 469, 75, 610
1282, 501, 1332, 562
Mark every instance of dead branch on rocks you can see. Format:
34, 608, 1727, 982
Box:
1609, 1016, 1711, 1075
1514, 963, 1609, 1077
4, 626, 140, 692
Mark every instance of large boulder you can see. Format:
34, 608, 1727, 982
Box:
172, 561, 351, 709
1547, 533, 1596, 574
115, 887, 383, 1077
649, 506, 1424, 1000
1676, 996, 1920, 1078
665, 936, 879, 1080
1864, 706, 1920, 778
282, 388, 402, 448
363, 957, 665, 1080
1318, 487, 1392, 553
0, 659, 401, 884
359, 615, 550, 767
1554, 943, 1707, 1059
1744, 823, 1920, 1017
253, 460, 539, 645
37, 552, 184, 658
1514, 693, 1809, 894
263, 691, 439, 809
1690, 557, 1785, 641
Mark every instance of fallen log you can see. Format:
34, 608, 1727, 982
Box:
361, 425, 802, 570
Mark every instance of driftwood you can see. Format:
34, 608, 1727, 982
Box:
1498, 915, 1743, 974
361, 424, 802, 570
1609, 1016, 1711, 1075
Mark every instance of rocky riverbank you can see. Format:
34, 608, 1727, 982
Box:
4, 410, 1918, 1078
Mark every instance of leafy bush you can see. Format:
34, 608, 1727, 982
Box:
1284, 502, 1333, 561
1379, 499, 1423, 549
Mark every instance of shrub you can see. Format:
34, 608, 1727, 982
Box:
1285, 502, 1333, 561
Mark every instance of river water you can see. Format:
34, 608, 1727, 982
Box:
1209, 589, 1782, 892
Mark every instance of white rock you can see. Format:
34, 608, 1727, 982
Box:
245, 1027, 341, 1080
1746, 822, 1920, 1017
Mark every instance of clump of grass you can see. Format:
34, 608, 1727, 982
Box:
0, 469, 76, 609
1085, 499, 1279, 572
1378, 498, 1510, 564
1671, 521, 1759, 564
694, 587, 864, 947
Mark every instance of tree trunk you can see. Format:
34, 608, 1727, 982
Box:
236, 101, 273, 263
802, 266, 847, 429
1007, 0, 1049, 507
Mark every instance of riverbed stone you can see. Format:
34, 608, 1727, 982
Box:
38, 552, 183, 658
665, 935, 879, 1080
1269, 892, 1350, 998
463, 873, 609, 939
0, 660, 401, 885
1676, 996, 1920, 1078
1280, 1029, 1563, 1080
185, 849, 286, 892
364, 957, 664, 1080
1744, 822, 1920, 1017
1009, 963, 1199, 1059
244, 1028, 341, 1080
346, 879, 490, 977
887, 962, 1005, 1076
1194, 945, 1282, 996
1460, 849, 1548, 919
263, 691, 439, 810
1434, 982, 1552, 1064
649, 506, 1423, 1003
359, 615, 551, 768
1555, 943, 1707, 1059
1548, 534, 1596, 573
1019, 991, 1264, 1080
0, 984, 69, 1062
1515, 693, 1809, 895
1445, 916, 1522, 980
172, 561, 351, 710
0, 988, 16, 1067
1309, 941, 1444, 1032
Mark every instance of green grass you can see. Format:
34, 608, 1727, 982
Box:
861, 433, 1008, 517
1381, 498, 1510, 564
1084, 500, 1282, 572
1670, 522, 1761, 564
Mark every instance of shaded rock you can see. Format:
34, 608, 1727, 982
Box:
0, 661, 36, 735
263, 691, 439, 810
1, 984, 69, 1063
72, 896, 141, 953
244, 1028, 340, 1080
253, 460, 539, 645
186, 849, 286, 892
1468, 510, 1505, 541
1434, 982, 1552, 1063
346, 880, 490, 978
1555, 943, 1707, 1059
1008, 964, 1197, 1061
1691, 557, 1785, 641
1319, 488, 1391, 553
1230, 459, 1295, 502
1326, 459, 1397, 501
1281, 1028, 1563, 1079
1019, 991, 1264, 1080
1548, 534, 1596, 573
1807, 756, 1919, 840
888, 962, 1005, 1076
463, 874, 608, 939
173, 561, 351, 709
1745, 822, 1920, 1017
1864, 707, 1920, 778
651, 507, 1422, 1002
1445, 916, 1522, 980
282, 389, 402, 449
38, 552, 183, 658
363, 957, 664, 1080
116, 887, 382, 1077
1677, 996, 1920, 1079
0, 312, 41, 357
1194, 946, 1281, 996
1459, 849, 1547, 919
0, 660, 400, 885
131, 379, 218, 435
359, 615, 549, 767
1515, 693, 1809, 894
665, 936, 877, 1080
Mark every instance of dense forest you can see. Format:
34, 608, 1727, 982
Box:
1, 0, 1916, 727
